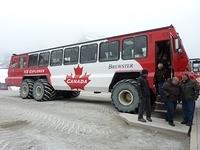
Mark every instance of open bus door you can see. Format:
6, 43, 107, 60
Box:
155, 38, 173, 79
169, 33, 176, 78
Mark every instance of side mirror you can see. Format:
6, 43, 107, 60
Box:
178, 49, 183, 53
175, 38, 183, 54
175, 38, 180, 50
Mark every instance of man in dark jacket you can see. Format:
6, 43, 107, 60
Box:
158, 54, 171, 79
138, 69, 152, 122
162, 77, 180, 126
154, 63, 167, 97
180, 73, 199, 126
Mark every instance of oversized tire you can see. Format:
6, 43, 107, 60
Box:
20, 79, 34, 99
62, 91, 80, 99
33, 79, 55, 101
111, 79, 140, 113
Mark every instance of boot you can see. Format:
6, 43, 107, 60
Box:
169, 122, 175, 127
146, 117, 152, 122
181, 121, 187, 124
186, 123, 192, 126
138, 118, 146, 122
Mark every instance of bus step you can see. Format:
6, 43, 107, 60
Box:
155, 101, 165, 105
154, 101, 166, 112
154, 109, 167, 113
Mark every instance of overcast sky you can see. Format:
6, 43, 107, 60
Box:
0, 0, 199, 59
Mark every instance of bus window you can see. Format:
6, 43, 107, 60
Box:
10, 57, 18, 68
19, 57, 26, 68
134, 36, 147, 58
50, 49, 63, 66
28, 54, 38, 67
122, 38, 135, 60
122, 35, 147, 59
99, 41, 119, 62
39, 52, 50, 66
80, 44, 98, 64
64, 47, 79, 65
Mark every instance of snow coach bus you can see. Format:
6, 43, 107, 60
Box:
6, 25, 196, 113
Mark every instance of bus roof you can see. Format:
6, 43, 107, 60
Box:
14, 25, 175, 56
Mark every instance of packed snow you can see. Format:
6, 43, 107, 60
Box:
0, 90, 189, 150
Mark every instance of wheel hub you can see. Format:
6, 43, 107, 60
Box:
22, 86, 28, 95
36, 86, 43, 97
118, 90, 134, 106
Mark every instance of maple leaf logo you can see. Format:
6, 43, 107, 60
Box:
64, 65, 91, 90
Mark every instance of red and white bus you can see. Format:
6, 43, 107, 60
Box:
5, 25, 196, 113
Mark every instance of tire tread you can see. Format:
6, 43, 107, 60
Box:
33, 79, 55, 101
111, 79, 139, 113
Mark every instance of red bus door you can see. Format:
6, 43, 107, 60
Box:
8, 55, 27, 86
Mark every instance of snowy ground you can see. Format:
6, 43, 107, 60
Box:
0, 90, 189, 150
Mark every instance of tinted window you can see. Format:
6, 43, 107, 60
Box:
50, 50, 63, 66
80, 44, 97, 64
122, 35, 147, 59
64, 47, 79, 65
99, 41, 119, 62
28, 54, 38, 67
39, 52, 50, 66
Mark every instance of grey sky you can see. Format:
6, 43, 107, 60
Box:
0, 0, 199, 59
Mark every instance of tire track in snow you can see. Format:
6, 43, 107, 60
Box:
0, 104, 112, 137
0, 129, 45, 150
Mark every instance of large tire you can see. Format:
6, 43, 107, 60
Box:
111, 79, 140, 113
33, 79, 55, 101
62, 91, 80, 99
20, 79, 34, 99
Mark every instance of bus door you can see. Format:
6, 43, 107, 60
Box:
155, 39, 173, 79
8, 55, 27, 86
169, 33, 176, 77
